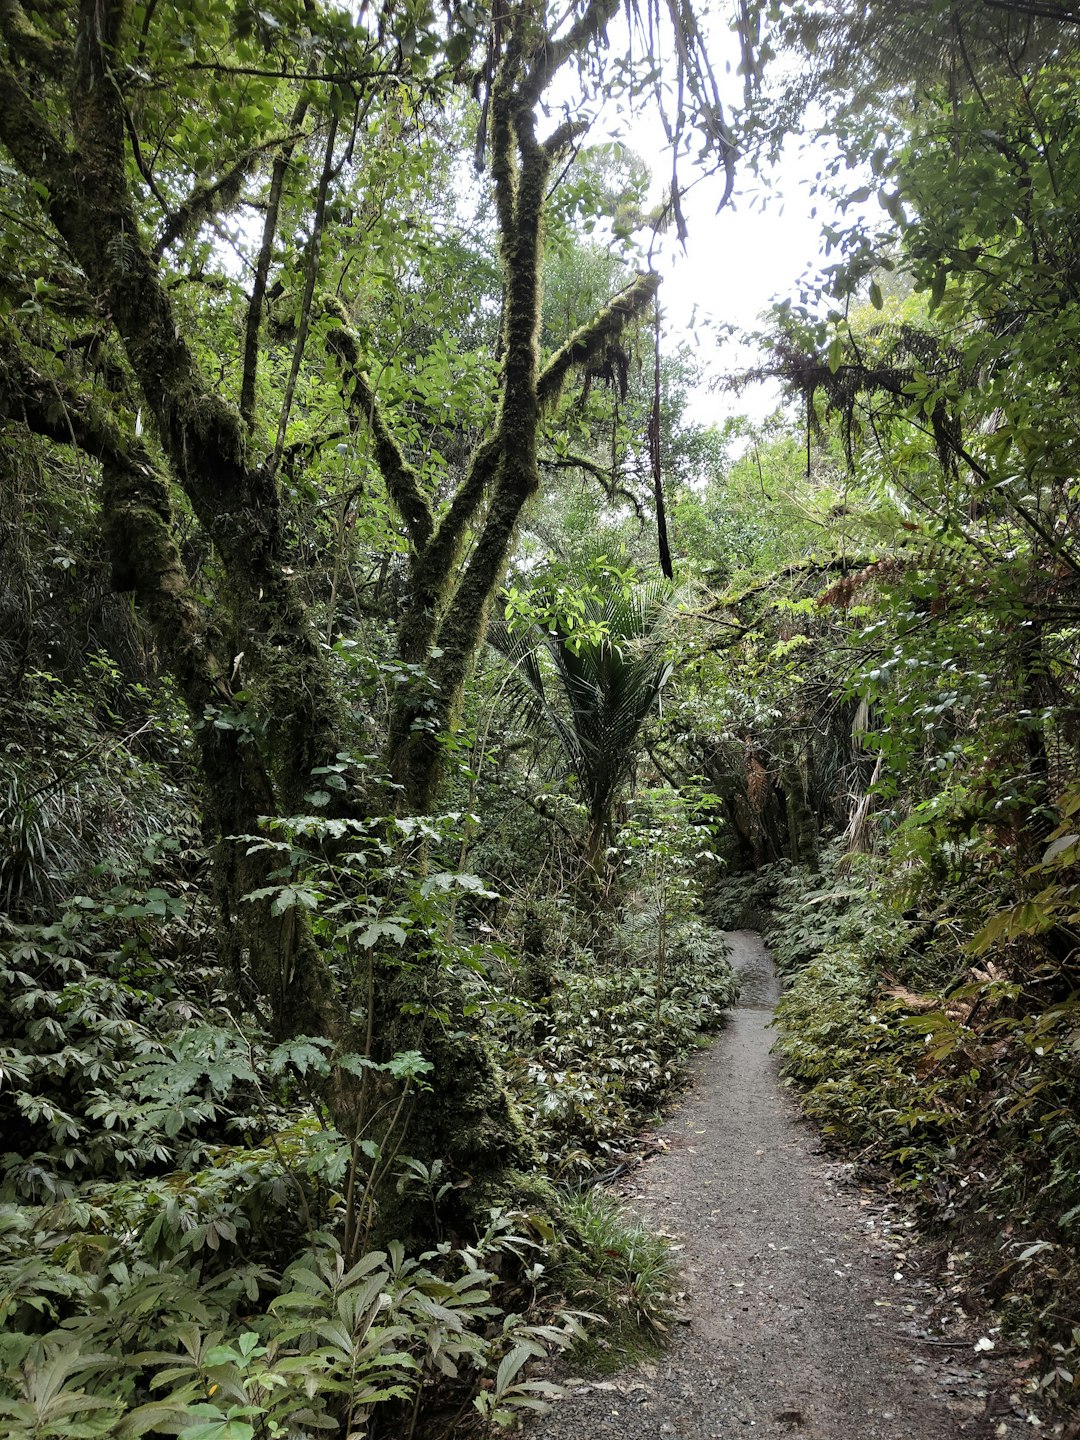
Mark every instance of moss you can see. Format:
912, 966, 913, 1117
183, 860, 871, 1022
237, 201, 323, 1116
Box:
782, 750, 819, 870
367, 959, 540, 1244
325, 305, 434, 550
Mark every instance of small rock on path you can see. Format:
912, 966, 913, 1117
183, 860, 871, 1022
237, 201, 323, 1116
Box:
527, 930, 1034, 1440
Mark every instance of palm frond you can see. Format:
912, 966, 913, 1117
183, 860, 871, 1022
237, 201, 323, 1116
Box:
488, 577, 675, 836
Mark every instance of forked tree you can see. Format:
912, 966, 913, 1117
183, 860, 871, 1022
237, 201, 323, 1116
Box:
0, 0, 732, 1230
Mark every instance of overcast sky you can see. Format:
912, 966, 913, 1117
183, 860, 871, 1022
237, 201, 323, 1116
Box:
561, 8, 860, 429
645, 133, 838, 425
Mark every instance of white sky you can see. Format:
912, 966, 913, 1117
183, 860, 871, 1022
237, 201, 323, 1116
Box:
642, 130, 840, 425
554, 7, 864, 429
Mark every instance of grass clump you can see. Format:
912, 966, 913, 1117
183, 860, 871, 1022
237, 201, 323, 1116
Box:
559, 1188, 677, 1369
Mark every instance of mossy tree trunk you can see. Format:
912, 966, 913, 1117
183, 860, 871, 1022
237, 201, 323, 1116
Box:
782, 748, 820, 871
0, 5, 359, 1061
326, 0, 660, 814
0, 348, 353, 1073
317, 0, 661, 1206
0, 0, 651, 1233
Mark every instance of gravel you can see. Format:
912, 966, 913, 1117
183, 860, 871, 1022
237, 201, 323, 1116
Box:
523, 930, 1041, 1440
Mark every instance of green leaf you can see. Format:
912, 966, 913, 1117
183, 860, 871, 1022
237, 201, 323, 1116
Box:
353, 919, 408, 948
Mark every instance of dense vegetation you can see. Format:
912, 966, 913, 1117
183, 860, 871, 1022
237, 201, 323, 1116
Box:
3, 0, 1080, 1434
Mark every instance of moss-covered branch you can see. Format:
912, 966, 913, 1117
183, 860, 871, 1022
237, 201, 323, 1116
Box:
241, 95, 311, 428
0, 12, 345, 798
0, 0, 67, 75
537, 270, 661, 411
392, 265, 662, 808
539, 450, 645, 516
541, 116, 588, 160
522, 0, 621, 103
270, 105, 341, 474
326, 314, 435, 551
0, 54, 75, 201
152, 130, 306, 262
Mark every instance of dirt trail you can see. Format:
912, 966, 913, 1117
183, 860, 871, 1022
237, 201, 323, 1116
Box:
527, 930, 1035, 1440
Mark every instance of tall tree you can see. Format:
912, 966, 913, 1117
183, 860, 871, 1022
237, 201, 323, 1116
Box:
0, 0, 736, 1229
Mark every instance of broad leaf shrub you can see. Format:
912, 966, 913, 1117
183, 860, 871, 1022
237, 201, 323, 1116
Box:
475, 919, 739, 1178
0, 908, 257, 1203
0, 1197, 584, 1439
0, 837, 732, 1435
764, 843, 1080, 1383
704, 864, 786, 932
0, 971, 588, 1433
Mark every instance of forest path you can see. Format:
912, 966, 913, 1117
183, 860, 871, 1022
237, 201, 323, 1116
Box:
526, 930, 1029, 1440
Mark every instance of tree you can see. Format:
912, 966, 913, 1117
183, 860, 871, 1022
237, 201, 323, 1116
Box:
493, 567, 674, 879
0, 0, 736, 1230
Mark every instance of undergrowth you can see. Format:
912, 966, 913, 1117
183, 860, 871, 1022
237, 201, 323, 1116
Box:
560, 1189, 676, 1369
756, 843, 1080, 1397
0, 850, 735, 1437
475, 918, 739, 1178
0, 522, 739, 1436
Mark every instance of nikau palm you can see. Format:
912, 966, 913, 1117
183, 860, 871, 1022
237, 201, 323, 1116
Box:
494, 579, 674, 876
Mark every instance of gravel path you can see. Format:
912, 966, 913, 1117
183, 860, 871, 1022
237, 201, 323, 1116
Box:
526, 930, 1039, 1440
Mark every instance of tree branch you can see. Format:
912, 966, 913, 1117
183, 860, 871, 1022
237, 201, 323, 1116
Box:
392, 433, 499, 659
241, 95, 311, 428
325, 313, 435, 552
152, 128, 308, 262
270, 105, 341, 475
538, 451, 645, 518
0, 0, 66, 75
541, 116, 589, 161
537, 270, 661, 411
523, 0, 621, 103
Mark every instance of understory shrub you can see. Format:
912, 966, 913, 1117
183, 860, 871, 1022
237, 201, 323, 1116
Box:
0, 830, 735, 1435
476, 921, 739, 1178
705, 863, 786, 931
773, 946, 960, 1176
560, 1188, 676, 1363
766, 845, 1080, 1378
0, 1196, 583, 1440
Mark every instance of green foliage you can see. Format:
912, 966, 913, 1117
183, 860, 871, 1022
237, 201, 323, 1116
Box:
0, 668, 194, 921
20, 0, 1080, 1412
0, 1203, 586, 1439
561, 1189, 676, 1359
0, 906, 241, 1200
705, 865, 785, 931
768, 847, 1080, 1367
494, 560, 675, 874
478, 925, 738, 1179
765, 850, 906, 978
